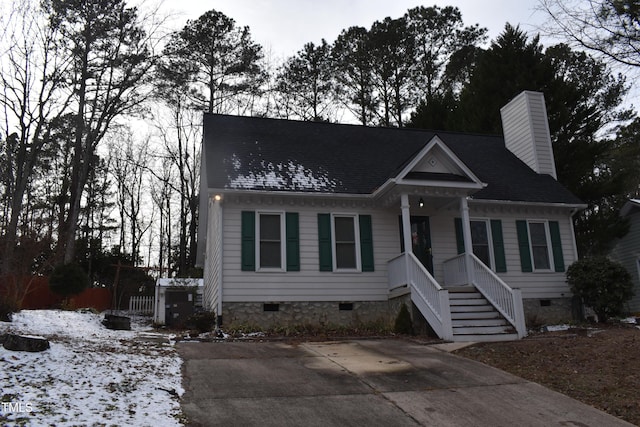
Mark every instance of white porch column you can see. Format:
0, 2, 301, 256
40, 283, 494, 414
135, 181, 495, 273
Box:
459, 197, 475, 285
400, 193, 412, 254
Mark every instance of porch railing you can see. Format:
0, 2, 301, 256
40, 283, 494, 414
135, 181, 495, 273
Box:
443, 253, 527, 338
388, 253, 453, 340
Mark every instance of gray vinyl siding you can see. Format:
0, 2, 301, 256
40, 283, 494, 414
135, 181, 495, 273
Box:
428, 204, 575, 299
220, 201, 398, 302
216, 198, 577, 303
486, 210, 574, 299
609, 212, 640, 312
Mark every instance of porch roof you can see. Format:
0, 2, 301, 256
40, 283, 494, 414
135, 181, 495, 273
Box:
202, 114, 583, 205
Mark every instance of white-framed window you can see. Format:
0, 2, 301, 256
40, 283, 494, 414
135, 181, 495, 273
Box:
332, 214, 361, 271
470, 219, 493, 269
256, 212, 285, 270
527, 220, 552, 271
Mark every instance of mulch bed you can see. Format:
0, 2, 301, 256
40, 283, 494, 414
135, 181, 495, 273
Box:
454, 322, 640, 425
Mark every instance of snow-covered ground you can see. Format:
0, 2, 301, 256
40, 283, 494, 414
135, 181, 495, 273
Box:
0, 310, 184, 426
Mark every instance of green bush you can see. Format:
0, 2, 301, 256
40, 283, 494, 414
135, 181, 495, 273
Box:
49, 263, 89, 298
394, 303, 414, 335
566, 257, 634, 322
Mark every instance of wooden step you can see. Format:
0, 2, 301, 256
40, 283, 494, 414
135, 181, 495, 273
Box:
449, 298, 489, 306
452, 318, 509, 327
452, 325, 513, 335
451, 333, 520, 342
451, 311, 502, 320
450, 304, 494, 313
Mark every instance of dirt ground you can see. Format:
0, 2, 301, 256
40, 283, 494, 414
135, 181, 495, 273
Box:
454, 322, 640, 426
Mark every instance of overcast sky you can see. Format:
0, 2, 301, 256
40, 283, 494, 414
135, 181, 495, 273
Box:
159, 0, 546, 59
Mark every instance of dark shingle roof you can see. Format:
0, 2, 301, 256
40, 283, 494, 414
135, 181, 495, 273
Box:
203, 114, 583, 205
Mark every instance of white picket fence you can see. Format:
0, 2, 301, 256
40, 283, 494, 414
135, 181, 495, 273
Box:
129, 296, 154, 315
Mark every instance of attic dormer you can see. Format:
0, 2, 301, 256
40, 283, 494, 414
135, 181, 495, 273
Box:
500, 91, 557, 179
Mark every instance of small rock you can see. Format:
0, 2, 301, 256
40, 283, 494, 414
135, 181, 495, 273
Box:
3, 334, 50, 352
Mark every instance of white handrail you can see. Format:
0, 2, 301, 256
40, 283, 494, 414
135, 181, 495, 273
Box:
468, 253, 527, 338
388, 253, 452, 340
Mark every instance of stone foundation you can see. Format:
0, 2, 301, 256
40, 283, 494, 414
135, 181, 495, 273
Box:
220, 295, 577, 332
523, 297, 576, 326
222, 299, 410, 330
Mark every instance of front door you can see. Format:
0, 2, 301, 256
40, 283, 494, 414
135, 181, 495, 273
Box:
400, 216, 434, 274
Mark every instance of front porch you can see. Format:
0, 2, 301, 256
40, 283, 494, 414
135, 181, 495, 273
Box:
388, 251, 527, 342
374, 138, 528, 341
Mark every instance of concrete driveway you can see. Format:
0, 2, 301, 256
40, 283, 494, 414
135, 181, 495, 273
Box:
177, 339, 633, 427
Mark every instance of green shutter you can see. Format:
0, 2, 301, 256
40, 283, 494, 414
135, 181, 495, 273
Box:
317, 214, 332, 271
549, 221, 565, 272
285, 212, 300, 271
491, 220, 507, 273
241, 211, 255, 271
516, 220, 533, 272
359, 215, 374, 272
454, 218, 465, 254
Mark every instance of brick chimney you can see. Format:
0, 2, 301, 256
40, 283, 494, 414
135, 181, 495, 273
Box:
500, 91, 557, 179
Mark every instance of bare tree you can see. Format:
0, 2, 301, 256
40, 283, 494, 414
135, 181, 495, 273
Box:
45, 0, 157, 263
539, 0, 640, 69
109, 130, 153, 262
0, 0, 72, 275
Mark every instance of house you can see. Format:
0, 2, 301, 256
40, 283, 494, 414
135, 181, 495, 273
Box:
609, 199, 640, 313
196, 91, 586, 341
153, 278, 203, 326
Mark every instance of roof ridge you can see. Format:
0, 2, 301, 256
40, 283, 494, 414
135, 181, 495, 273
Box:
204, 113, 503, 139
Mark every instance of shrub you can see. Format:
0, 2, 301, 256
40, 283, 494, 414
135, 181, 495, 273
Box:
186, 311, 218, 333
49, 263, 89, 299
394, 303, 414, 335
566, 257, 634, 322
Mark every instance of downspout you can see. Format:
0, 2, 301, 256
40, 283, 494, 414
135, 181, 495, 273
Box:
569, 207, 580, 262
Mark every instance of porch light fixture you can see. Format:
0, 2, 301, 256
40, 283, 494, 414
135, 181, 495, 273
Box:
418, 197, 424, 208
214, 194, 222, 201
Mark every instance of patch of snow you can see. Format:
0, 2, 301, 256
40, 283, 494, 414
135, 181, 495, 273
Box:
227, 155, 340, 191
0, 310, 184, 426
543, 324, 571, 332
622, 316, 638, 324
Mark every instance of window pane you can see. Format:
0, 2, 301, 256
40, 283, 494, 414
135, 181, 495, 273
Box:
470, 221, 488, 244
532, 247, 550, 270
529, 222, 550, 270
260, 214, 281, 240
336, 243, 356, 269
259, 214, 281, 268
335, 217, 355, 241
260, 241, 281, 267
471, 221, 491, 267
335, 216, 356, 269
529, 222, 547, 245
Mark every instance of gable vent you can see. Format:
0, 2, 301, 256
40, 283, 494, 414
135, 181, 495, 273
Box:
500, 91, 557, 179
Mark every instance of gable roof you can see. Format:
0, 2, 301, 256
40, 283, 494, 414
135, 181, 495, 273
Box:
202, 114, 583, 205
